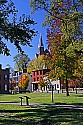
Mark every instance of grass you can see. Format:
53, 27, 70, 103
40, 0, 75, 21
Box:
0, 106, 83, 125
0, 92, 83, 125
0, 92, 83, 105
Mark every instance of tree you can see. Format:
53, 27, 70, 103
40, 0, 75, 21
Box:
13, 53, 30, 71
27, 55, 45, 73
18, 73, 29, 90
9, 78, 16, 93
38, 76, 48, 92
0, 0, 37, 56
69, 76, 83, 94
30, 0, 83, 96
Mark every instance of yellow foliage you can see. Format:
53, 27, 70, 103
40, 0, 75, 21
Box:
27, 55, 45, 73
18, 73, 29, 89
38, 76, 48, 87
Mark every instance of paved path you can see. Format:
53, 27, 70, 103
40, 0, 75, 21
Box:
0, 101, 83, 110
30, 103, 83, 110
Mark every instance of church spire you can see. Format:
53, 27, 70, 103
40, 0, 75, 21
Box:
38, 34, 44, 48
38, 34, 44, 56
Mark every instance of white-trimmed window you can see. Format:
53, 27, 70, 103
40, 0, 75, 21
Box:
5, 84, 7, 91
4, 75, 8, 80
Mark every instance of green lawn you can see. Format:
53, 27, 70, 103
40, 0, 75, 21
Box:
0, 92, 83, 105
0, 92, 83, 125
0, 105, 83, 125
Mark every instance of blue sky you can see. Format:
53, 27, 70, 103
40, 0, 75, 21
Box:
0, 0, 48, 69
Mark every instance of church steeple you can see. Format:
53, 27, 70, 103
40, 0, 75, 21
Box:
38, 35, 44, 48
35, 34, 49, 58
38, 34, 44, 56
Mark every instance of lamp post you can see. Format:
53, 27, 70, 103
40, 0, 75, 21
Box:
44, 76, 54, 102
50, 80, 54, 103
51, 84, 54, 102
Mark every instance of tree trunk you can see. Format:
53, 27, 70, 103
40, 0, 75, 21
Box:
75, 86, 77, 94
66, 76, 69, 96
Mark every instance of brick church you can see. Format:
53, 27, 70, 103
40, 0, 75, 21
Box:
35, 35, 49, 58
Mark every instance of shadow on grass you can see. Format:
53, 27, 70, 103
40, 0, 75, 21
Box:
54, 102, 83, 105
76, 94, 83, 97
0, 106, 83, 125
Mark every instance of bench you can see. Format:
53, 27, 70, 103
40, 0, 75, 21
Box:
24, 96, 31, 106
19, 96, 31, 106
19, 97, 24, 106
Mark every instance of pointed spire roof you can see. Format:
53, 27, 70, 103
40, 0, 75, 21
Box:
38, 34, 44, 48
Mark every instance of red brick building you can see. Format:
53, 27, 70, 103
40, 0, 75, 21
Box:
32, 69, 50, 91
32, 69, 66, 91
0, 64, 9, 93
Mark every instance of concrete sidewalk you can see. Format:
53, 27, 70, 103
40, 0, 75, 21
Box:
0, 101, 83, 110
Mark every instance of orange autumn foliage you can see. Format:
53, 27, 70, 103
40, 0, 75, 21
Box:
18, 73, 29, 89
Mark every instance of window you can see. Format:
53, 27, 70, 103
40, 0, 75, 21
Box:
34, 78, 36, 82
16, 77, 18, 81
4, 74, 9, 80
57, 84, 59, 88
40, 70, 42, 75
55, 84, 56, 90
37, 71, 39, 75
37, 77, 39, 81
5, 84, 7, 91
4, 75, 7, 80
33, 72, 35, 76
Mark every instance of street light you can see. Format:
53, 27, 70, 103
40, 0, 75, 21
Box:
43, 75, 54, 102
51, 84, 54, 102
